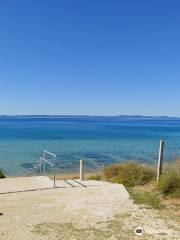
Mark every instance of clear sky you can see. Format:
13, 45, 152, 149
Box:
0, 0, 179, 116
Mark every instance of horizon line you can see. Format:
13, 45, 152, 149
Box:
0, 114, 179, 119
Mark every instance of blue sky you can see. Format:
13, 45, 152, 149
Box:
0, 0, 179, 116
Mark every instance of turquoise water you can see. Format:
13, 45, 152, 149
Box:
0, 116, 180, 176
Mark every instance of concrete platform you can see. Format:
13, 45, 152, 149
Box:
0, 177, 179, 240
0, 176, 127, 193
0, 177, 131, 240
0, 176, 53, 193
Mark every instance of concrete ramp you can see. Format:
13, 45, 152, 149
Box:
0, 176, 53, 194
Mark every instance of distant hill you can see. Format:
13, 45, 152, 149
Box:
0, 115, 179, 120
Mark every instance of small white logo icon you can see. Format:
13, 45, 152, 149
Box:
135, 226, 143, 236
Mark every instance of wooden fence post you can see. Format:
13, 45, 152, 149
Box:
157, 140, 165, 182
80, 159, 85, 181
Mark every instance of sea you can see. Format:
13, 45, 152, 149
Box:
0, 116, 180, 176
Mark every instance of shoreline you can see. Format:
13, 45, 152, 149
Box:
4, 169, 101, 179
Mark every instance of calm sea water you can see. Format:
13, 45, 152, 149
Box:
0, 116, 180, 176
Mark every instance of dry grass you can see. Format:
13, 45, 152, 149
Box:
128, 188, 164, 210
54, 173, 80, 180
130, 181, 180, 224
162, 197, 180, 223
103, 161, 155, 187
50, 171, 102, 180
33, 217, 151, 240
158, 160, 180, 197
87, 173, 102, 181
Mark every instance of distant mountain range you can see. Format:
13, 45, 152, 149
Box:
0, 115, 179, 120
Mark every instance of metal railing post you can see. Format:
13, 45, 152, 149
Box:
43, 151, 56, 188
80, 159, 85, 181
53, 156, 56, 188
43, 151, 46, 175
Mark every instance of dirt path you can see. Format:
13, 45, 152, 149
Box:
0, 177, 179, 239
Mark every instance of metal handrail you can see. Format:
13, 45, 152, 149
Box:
25, 150, 56, 188
42, 150, 56, 188
44, 150, 56, 158
39, 157, 54, 167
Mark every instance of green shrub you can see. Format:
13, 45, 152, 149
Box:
103, 164, 120, 180
0, 168, 5, 178
87, 174, 102, 181
129, 189, 164, 210
158, 161, 180, 197
103, 161, 155, 187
